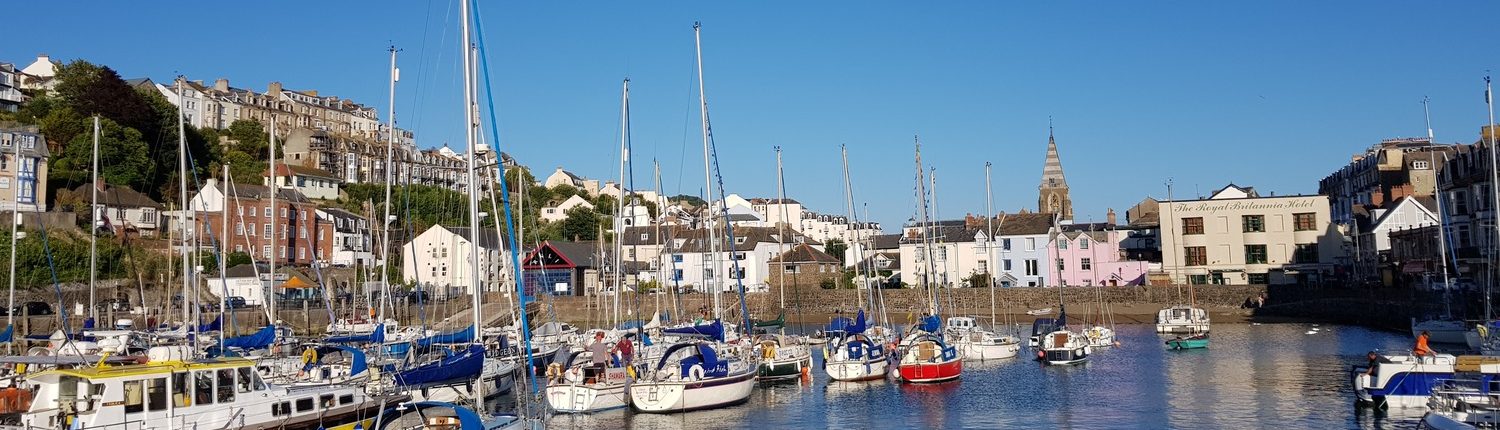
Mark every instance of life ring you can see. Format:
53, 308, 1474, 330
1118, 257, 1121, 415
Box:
688, 364, 706, 381
301, 348, 317, 366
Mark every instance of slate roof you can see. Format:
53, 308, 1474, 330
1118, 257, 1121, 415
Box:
70, 183, 162, 209
769, 243, 839, 264
445, 226, 508, 250
215, 183, 312, 203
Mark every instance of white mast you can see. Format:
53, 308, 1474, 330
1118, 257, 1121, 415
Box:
219, 164, 229, 351
612, 78, 630, 326
694, 22, 722, 319
1486, 76, 1498, 321
1434, 151, 1452, 318
459, 0, 486, 406
840, 145, 861, 309
268, 116, 278, 328
1424, 96, 1435, 141
653, 160, 671, 319
985, 161, 996, 324
89, 115, 99, 323
913, 136, 937, 315
6, 122, 18, 353
177, 77, 191, 334
775, 146, 788, 309
380, 45, 399, 323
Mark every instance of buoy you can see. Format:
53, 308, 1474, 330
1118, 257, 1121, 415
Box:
1113, 340, 1122, 347
1037, 350, 1045, 359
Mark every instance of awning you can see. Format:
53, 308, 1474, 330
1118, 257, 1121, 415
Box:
280, 276, 316, 289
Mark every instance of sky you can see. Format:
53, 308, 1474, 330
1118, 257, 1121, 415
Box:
4, 1, 1499, 230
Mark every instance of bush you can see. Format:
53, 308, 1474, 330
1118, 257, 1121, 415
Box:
819, 278, 837, 290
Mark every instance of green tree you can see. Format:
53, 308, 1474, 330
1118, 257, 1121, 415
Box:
824, 238, 848, 266
52, 117, 152, 187
559, 205, 601, 241
669, 194, 706, 207
548, 185, 580, 204
593, 194, 619, 216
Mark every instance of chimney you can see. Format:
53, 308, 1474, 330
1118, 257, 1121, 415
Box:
1106, 208, 1117, 225
268, 81, 282, 95
214, 78, 229, 92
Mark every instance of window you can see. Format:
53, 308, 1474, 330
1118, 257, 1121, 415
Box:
1057, 258, 1065, 272
1189, 274, 1209, 285
1003, 259, 1012, 271
298, 227, 306, 239
124, 380, 144, 413
281, 207, 288, 218
248, 223, 256, 237
1248, 273, 1269, 284
281, 226, 287, 239
195, 370, 214, 406
672, 254, 683, 263
147, 378, 167, 411
1293, 213, 1316, 231
1081, 258, 1092, 270
1413, 160, 1430, 169
236, 368, 254, 393
320, 394, 336, 409
1024, 259, 1039, 276
1184, 246, 1207, 266
295, 397, 315, 412
264, 207, 271, 217
734, 267, 746, 279
703, 268, 713, 279
1079, 239, 1089, 250
1294, 243, 1318, 263
1243, 215, 1265, 233
1183, 217, 1204, 235
1026, 238, 1036, 251
978, 261, 988, 273
298, 247, 305, 260
1059, 240, 1069, 250
235, 222, 244, 236
641, 233, 649, 241
217, 369, 235, 403
339, 394, 355, 405
237, 206, 243, 216
263, 223, 271, 239
262, 245, 271, 259
280, 247, 287, 258
673, 269, 683, 281
1002, 238, 1011, 251
1245, 245, 1267, 264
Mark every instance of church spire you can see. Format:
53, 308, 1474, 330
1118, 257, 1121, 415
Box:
1038, 121, 1073, 221
1040, 125, 1067, 189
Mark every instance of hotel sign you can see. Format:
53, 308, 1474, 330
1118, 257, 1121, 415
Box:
1171, 197, 1321, 215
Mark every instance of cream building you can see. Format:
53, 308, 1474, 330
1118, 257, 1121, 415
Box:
1159, 184, 1344, 286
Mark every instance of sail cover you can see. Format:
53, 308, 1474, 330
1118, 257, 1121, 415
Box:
416, 325, 476, 348
395, 344, 486, 388
663, 320, 725, 342
324, 324, 386, 344
846, 310, 867, 335
198, 315, 222, 333
919, 315, 941, 333
223, 325, 276, 350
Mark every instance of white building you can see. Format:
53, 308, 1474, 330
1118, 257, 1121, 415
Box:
401, 224, 508, 297
265, 164, 342, 201
898, 213, 1056, 288
540, 194, 596, 223
544, 167, 585, 190
317, 208, 373, 267
0, 63, 24, 112
658, 226, 818, 293
1159, 184, 1344, 286
18, 54, 59, 93
1353, 196, 1438, 283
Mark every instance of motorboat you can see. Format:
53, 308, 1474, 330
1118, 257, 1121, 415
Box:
1038, 330, 1091, 365
1350, 352, 1466, 408
1418, 362, 1500, 428
1165, 332, 1209, 350
629, 341, 756, 413
754, 334, 812, 381
1155, 306, 1210, 334
944, 317, 1019, 361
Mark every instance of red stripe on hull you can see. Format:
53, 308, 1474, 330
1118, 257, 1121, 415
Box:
898, 359, 962, 383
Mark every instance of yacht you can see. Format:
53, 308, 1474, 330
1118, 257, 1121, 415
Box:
1155, 306, 1210, 334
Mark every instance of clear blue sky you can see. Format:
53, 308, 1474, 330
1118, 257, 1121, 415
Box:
4, 1, 1498, 230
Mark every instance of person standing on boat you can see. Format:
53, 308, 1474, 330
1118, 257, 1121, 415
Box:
1414, 330, 1434, 363
588, 331, 609, 382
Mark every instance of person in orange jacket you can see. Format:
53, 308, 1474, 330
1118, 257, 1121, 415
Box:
1414, 330, 1434, 362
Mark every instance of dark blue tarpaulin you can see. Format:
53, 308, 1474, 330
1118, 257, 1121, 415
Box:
198, 315, 221, 333
223, 325, 276, 350
663, 320, 724, 342
395, 344, 485, 388
416, 325, 475, 348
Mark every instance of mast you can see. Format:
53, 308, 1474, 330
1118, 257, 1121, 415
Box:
89, 115, 99, 323
380, 45, 399, 324
985, 161, 996, 324
220, 164, 230, 351
612, 78, 630, 326
913, 136, 937, 316
6, 122, 18, 353
459, 0, 486, 407
841, 145, 862, 310
1424, 96, 1435, 141
268, 116, 278, 328
775, 147, 788, 309
1165, 179, 1179, 301
1487, 76, 1499, 322
694, 22, 722, 320
177, 77, 191, 334
1434, 151, 1452, 318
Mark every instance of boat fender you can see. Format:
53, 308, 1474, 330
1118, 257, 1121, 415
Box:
689, 364, 706, 381
545, 363, 562, 381
1480, 325, 1490, 339
763, 345, 777, 360
1037, 350, 1045, 359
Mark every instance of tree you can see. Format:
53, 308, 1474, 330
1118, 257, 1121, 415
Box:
593, 194, 619, 216
53, 117, 152, 187
225, 252, 253, 267
504, 167, 535, 193
548, 184, 580, 204
825, 238, 848, 266
559, 205, 601, 241
669, 194, 706, 207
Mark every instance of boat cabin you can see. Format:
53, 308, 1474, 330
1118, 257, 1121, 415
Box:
947, 317, 977, 331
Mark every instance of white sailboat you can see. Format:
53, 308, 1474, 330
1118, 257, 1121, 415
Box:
1156, 180, 1211, 334
1041, 215, 1090, 365
945, 161, 1020, 361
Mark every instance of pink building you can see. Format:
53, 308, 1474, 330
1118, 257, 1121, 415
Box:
1047, 223, 1151, 286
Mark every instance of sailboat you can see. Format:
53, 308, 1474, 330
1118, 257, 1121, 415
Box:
1038, 216, 1091, 365
895, 137, 962, 383
945, 162, 1020, 361
754, 146, 812, 381
1156, 180, 1211, 334
1411, 148, 1468, 345
628, 22, 758, 413
824, 310, 888, 382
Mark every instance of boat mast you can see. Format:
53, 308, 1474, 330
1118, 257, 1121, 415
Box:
985, 161, 996, 325
913, 136, 937, 316
694, 22, 722, 320
1486, 76, 1498, 322
1165, 178, 1178, 302
380, 45, 399, 324
459, 0, 488, 408
89, 115, 99, 323
776, 146, 787, 310
177, 77, 191, 337
6, 124, 18, 353
613, 78, 630, 327
1433, 150, 1452, 318
268, 115, 279, 329
220, 164, 230, 351
841, 145, 863, 310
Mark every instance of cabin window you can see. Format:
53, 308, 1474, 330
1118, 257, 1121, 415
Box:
320, 394, 336, 409
272, 402, 287, 416
172, 373, 190, 407
194, 370, 215, 406
124, 380, 144, 413
236, 368, 255, 393
295, 397, 315, 412
217, 369, 235, 403
339, 394, 355, 405
147, 378, 167, 411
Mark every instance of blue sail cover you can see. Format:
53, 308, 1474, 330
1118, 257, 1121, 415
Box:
395, 344, 485, 388
223, 325, 276, 350
377, 401, 486, 430
324, 324, 386, 344
0, 325, 13, 343
197, 315, 222, 333
663, 320, 725, 342
416, 325, 475, 348
677, 343, 729, 379
919, 315, 941, 333
846, 310, 867, 335
824, 317, 854, 333
305, 345, 368, 377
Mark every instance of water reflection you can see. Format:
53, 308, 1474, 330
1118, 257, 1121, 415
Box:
511, 324, 1421, 429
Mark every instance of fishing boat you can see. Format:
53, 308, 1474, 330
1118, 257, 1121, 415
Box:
544, 350, 630, 413
1350, 352, 1468, 408
945, 317, 1019, 361
1155, 305, 1210, 334
897, 330, 962, 383
1165, 332, 1209, 350
629, 340, 756, 413
18, 347, 406, 430
754, 334, 811, 381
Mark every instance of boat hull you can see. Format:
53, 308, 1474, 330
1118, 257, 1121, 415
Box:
545, 383, 629, 413
629, 369, 756, 413
826, 358, 889, 382
757, 356, 811, 380
1166, 338, 1209, 350
1412, 319, 1470, 345
956, 340, 1019, 361
898, 358, 961, 383
1349, 353, 1461, 408
1156, 323, 1210, 334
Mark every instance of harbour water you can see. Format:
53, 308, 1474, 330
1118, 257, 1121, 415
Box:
522, 323, 1426, 429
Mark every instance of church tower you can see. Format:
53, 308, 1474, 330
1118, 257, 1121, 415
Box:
1038, 125, 1073, 222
